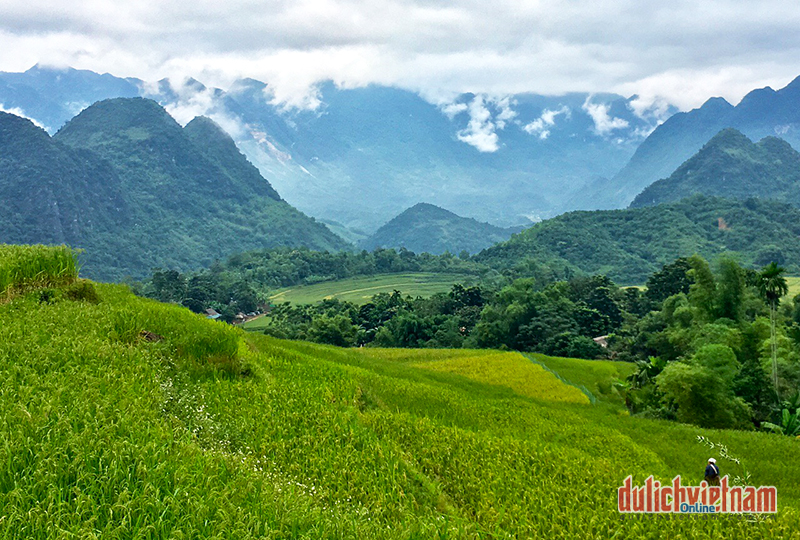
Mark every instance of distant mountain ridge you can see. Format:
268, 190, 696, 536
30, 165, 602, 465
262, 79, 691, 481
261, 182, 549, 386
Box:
360, 203, 522, 255
0, 65, 141, 131
0, 98, 347, 280
571, 76, 800, 210
7, 65, 800, 230
630, 128, 800, 208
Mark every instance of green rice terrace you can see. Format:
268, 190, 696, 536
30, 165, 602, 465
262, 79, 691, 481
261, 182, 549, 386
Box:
2, 245, 800, 538
266, 272, 474, 305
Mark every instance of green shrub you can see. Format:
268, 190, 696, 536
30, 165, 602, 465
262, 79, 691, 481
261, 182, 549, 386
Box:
62, 280, 100, 303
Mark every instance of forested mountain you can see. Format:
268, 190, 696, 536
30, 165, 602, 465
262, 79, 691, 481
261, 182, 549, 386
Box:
571, 76, 800, 210
476, 196, 800, 283
630, 128, 800, 208
0, 111, 128, 247
0, 98, 347, 280
360, 203, 521, 255
0, 66, 673, 230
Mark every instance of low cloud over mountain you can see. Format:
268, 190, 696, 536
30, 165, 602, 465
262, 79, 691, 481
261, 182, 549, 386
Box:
2, 1, 800, 113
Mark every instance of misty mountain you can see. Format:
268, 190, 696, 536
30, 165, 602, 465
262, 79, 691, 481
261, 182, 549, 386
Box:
0, 66, 674, 230
630, 128, 800, 208
0, 65, 141, 131
360, 203, 521, 255
475, 195, 800, 284
0, 98, 347, 280
570, 76, 800, 210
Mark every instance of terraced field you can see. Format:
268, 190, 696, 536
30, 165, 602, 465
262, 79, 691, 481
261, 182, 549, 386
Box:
2, 245, 800, 538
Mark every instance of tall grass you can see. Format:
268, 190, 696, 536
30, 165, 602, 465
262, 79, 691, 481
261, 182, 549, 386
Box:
0, 244, 78, 297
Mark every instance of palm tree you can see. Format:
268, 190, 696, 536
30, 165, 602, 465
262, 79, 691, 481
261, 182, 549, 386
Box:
756, 262, 788, 398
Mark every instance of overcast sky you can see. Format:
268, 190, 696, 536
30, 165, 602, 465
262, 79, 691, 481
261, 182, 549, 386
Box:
1, 0, 800, 110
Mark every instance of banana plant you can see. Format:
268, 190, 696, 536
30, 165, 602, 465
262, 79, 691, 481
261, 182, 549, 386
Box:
762, 407, 800, 437
628, 356, 666, 389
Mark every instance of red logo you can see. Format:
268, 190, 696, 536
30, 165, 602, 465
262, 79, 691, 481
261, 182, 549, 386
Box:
618, 475, 777, 514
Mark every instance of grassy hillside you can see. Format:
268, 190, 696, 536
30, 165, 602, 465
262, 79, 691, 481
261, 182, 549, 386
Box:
0, 244, 78, 296
787, 276, 800, 299
477, 195, 800, 284
3, 246, 800, 537
532, 354, 638, 404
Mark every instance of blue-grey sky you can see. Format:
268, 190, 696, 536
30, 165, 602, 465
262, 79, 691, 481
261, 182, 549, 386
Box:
1, 0, 799, 110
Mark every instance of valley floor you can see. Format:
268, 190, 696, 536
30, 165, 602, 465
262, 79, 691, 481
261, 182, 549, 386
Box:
264, 272, 475, 306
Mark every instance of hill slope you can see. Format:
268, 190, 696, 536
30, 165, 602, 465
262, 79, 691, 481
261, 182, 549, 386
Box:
360, 203, 520, 254
477, 196, 800, 283
2, 246, 798, 537
571, 76, 800, 210
0, 99, 347, 279
631, 129, 800, 208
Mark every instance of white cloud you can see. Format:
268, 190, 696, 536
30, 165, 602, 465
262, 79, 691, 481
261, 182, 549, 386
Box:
582, 97, 629, 136
627, 95, 671, 124
523, 105, 570, 139
494, 96, 517, 129
2, 1, 800, 110
0, 103, 48, 130
440, 102, 468, 119
457, 95, 499, 152
149, 78, 248, 138
452, 95, 518, 152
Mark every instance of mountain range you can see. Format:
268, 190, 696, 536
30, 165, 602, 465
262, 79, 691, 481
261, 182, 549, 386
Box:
5, 96, 800, 283
6, 66, 800, 233
0, 65, 673, 230
571, 76, 800, 210
0, 98, 346, 280
6, 65, 800, 281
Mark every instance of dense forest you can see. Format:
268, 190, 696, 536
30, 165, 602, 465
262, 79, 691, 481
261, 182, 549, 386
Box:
477, 195, 800, 283
135, 247, 518, 321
